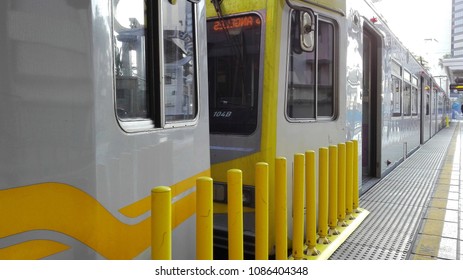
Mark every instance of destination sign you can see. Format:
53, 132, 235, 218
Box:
212, 15, 261, 32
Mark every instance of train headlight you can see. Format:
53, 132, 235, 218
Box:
213, 183, 227, 203
242, 186, 255, 208
212, 182, 255, 208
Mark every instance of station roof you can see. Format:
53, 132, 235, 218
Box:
443, 57, 463, 84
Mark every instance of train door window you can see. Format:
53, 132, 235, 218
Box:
287, 12, 336, 120
425, 83, 430, 116
207, 14, 263, 135
438, 93, 443, 115
403, 70, 411, 116
411, 76, 418, 116
113, 0, 149, 125
163, 1, 197, 124
391, 61, 402, 117
317, 21, 335, 117
113, 0, 198, 131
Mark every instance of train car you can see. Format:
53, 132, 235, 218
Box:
0, 0, 209, 260
206, 0, 450, 258
348, 1, 450, 187
206, 0, 350, 258
1, 0, 451, 261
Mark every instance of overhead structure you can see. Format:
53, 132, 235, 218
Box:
443, 57, 463, 96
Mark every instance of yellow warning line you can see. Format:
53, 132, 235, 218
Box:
411, 122, 460, 260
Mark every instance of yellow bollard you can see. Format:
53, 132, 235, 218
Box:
446, 116, 449, 127
196, 177, 213, 260
328, 145, 340, 235
151, 186, 172, 260
255, 162, 269, 260
275, 157, 288, 260
228, 169, 243, 260
353, 140, 360, 213
305, 150, 320, 256
346, 141, 354, 220
317, 147, 330, 244
292, 153, 305, 259
337, 143, 347, 227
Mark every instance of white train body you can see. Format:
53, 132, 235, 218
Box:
0, 0, 210, 259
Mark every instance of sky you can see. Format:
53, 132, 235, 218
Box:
372, 0, 452, 76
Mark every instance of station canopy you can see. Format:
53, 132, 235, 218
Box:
443, 57, 463, 97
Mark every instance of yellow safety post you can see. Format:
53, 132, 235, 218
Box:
228, 169, 243, 260
255, 162, 269, 260
292, 153, 305, 259
317, 147, 330, 244
305, 150, 320, 256
352, 140, 360, 213
196, 177, 213, 260
337, 143, 347, 227
346, 141, 354, 220
275, 157, 288, 260
446, 116, 449, 127
328, 145, 340, 235
151, 186, 172, 260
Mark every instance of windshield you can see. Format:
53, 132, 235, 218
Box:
207, 14, 262, 135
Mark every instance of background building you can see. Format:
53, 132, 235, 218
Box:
452, 0, 463, 57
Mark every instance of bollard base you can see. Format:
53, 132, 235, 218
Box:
328, 227, 340, 236
337, 220, 348, 227
289, 208, 369, 260
305, 246, 321, 256
346, 213, 355, 220
317, 236, 331, 245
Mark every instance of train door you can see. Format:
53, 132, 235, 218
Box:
420, 77, 431, 143
434, 88, 439, 134
361, 26, 381, 188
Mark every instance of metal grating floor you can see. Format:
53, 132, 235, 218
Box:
330, 127, 456, 260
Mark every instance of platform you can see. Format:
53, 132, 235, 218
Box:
330, 121, 462, 260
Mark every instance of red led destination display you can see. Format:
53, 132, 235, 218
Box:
212, 15, 261, 32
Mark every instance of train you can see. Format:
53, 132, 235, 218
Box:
0, 0, 450, 260
0, 0, 210, 260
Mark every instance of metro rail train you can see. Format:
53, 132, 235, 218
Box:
0, 0, 450, 260
206, 0, 450, 258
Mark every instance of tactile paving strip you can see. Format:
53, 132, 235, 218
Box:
330, 127, 456, 260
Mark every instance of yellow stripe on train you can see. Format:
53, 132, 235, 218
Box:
0, 171, 209, 259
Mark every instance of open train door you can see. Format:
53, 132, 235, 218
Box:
420, 76, 432, 143
361, 24, 382, 192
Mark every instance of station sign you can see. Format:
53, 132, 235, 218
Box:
449, 83, 463, 91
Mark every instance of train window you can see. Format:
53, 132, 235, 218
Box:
317, 22, 335, 117
287, 13, 335, 120
163, 1, 197, 123
207, 14, 262, 135
113, 0, 149, 125
425, 91, 430, 116
113, 0, 198, 131
403, 70, 412, 116
403, 71, 411, 82
391, 61, 401, 76
403, 82, 411, 116
392, 76, 402, 117
391, 61, 402, 117
412, 77, 419, 116
411, 86, 418, 115
438, 94, 443, 115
